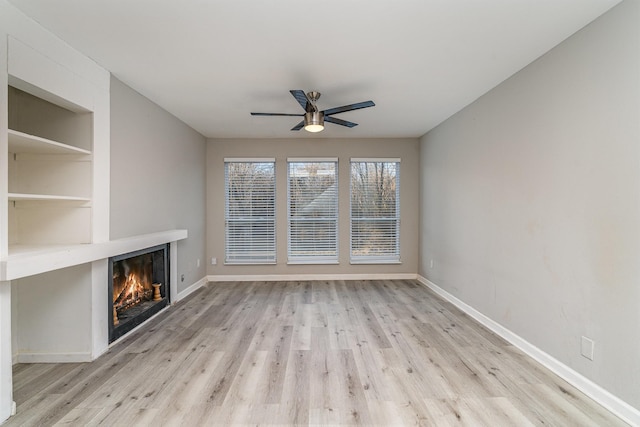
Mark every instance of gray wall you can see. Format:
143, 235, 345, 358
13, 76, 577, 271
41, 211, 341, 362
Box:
419, 0, 639, 410
110, 77, 207, 293
207, 138, 420, 276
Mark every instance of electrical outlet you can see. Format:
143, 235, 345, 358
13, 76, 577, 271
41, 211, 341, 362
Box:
430, 259, 434, 269
211, 257, 217, 265
181, 274, 185, 282
581, 336, 594, 361
196, 258, 200, 268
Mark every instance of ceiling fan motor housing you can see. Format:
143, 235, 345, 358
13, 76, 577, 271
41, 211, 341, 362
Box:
304, 111, 324, 132
304, 111, 323, 124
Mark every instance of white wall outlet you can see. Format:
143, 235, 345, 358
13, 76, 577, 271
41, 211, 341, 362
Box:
581, 336, 595, 361
211, 257, 217, 265
196, 258, 200, 268
430, 259, 434, 269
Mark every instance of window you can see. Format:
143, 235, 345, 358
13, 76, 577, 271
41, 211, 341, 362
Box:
350, 159, 400, 263
224, 159, 276, 264
287, 159, 338, 263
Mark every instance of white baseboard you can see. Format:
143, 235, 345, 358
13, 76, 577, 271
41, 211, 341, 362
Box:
207, 273, 417, 282
16, 351, 93, 364
416, 275, 640, 427
176, 276, 208, 301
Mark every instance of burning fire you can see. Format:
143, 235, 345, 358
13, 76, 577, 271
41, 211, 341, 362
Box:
113, 271, 153, 313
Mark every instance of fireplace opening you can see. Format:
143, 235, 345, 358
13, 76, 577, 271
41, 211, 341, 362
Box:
108, 244, 169, 343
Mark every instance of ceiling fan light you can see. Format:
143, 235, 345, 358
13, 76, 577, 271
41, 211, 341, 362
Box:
304, 124, 324, 132
304, 111, 324, 133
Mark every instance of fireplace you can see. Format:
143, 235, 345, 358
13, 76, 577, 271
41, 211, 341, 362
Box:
108, 244, 170, 343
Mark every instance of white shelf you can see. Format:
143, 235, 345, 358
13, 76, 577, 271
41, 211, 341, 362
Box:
8, 193, 91, 202
8, 129, 91, 155
1, 230, 188, 281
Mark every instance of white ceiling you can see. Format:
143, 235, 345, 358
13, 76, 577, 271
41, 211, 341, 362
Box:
10, 0, 620, 139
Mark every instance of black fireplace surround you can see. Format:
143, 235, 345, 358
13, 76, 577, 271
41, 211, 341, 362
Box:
108, 244, 169, 343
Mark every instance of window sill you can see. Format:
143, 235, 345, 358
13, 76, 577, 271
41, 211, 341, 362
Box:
224, 261, 277, 266
350, 260, 402, 265
287, 260, 340, 265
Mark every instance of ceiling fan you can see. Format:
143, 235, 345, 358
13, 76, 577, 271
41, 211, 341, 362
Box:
251, 90, 375, 133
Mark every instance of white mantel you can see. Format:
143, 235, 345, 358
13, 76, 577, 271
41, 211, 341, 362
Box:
1, 229, 187, 281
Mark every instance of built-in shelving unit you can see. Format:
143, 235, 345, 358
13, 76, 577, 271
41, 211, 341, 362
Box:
1, 22, 114, 424
7, 86, 94, 251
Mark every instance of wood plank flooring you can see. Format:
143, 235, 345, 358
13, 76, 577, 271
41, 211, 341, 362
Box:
5, 280, 628, 426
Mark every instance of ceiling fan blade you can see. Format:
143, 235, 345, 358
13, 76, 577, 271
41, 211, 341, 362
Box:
251, 112, 304, 116
291, 120, 305, 131
322, 100, 375, 116
325, 116, 358, 128
290, 90, 311, 111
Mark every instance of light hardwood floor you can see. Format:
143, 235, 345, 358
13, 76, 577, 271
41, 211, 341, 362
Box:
5, 280, 628, 426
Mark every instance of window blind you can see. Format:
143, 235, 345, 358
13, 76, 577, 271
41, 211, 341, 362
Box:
224, 160, 276, 264
287, 160, 338, 263
350, 160, 400, 263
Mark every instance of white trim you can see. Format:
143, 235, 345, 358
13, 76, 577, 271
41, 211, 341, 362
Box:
90, 260, 109, 360
224, 157, 275, 163
224, 261, 277, 266
207, 273, 417, 282
0, 282, 12, 423
286, 260, 340, 265
169, 242, 179, 304
287, 157, 338, 162
177, 276, 208, 301
350, 259, 402, 265
17, 351, 93, 364
416, 275, 640, 427
350, 157, 401, 163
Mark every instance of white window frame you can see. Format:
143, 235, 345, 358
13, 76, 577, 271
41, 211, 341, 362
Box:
287, 158, 339, 264
224, 158, 276, 265
349, 158, 401, 264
